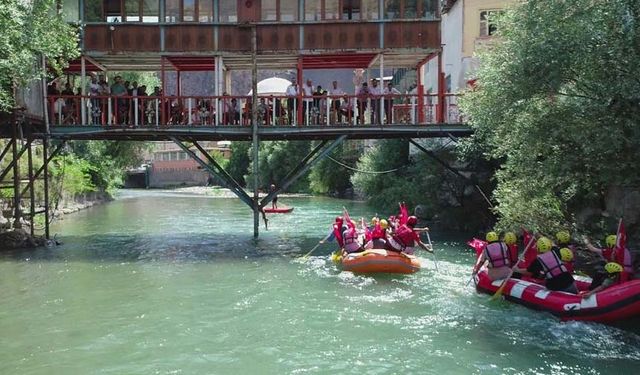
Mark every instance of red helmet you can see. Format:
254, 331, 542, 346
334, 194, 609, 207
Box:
407, 216, 418, 226
335, 216, 343, 223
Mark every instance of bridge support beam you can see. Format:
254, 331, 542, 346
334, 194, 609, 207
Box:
260, 135, 347, 209
169, 137, 254, 209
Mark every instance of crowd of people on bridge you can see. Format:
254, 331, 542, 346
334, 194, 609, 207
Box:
47, 75, 419, 127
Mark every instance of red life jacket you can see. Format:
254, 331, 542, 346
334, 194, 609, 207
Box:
371, 223, 385, 240
393, 225, 416, 248
484, 242, 510, 268
333, 223, 344, 248
537, 251, 568, 279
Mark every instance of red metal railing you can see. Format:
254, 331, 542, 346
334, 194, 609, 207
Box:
46, 93, 464, 128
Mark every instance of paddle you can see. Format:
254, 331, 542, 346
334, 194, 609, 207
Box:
491, 235, 537, 301
425, 230, 438, 271
301, 233, 333, 260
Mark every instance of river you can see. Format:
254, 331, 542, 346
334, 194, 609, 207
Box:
1, 190, 639, 374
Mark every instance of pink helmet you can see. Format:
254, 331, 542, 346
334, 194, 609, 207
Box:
407, 216, 418, 226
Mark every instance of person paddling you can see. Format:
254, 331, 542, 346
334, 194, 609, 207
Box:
472, 231, 512, 281
584, 234, 634, 282
386, 216, 432, 255
582, 262, 624, 298
514, 237, 578, 294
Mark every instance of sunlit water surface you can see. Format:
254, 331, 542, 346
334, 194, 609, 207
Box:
1, 190, 639, 374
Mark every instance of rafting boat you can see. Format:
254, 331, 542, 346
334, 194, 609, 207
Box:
263, 206, 294, 213
474, 269, 640, 323
336, 249, 421, 274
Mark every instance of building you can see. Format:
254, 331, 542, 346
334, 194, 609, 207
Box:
424, 0, 515, 94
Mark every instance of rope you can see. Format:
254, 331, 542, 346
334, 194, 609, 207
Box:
327, 156, 405, 174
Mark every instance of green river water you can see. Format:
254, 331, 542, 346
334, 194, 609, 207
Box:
1, 190, 639, 374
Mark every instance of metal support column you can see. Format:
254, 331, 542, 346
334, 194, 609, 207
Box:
437, 50, 445, 123
169, 138, 254, 208
43, 137, 50, 239
11, 114, 21, 229
27, 137, 34, 236
251, 25, 259, 237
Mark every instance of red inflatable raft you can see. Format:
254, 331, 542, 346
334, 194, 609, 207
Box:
475, 269, 640, 323
263, 206, 294, 213
336, 249, 421, 274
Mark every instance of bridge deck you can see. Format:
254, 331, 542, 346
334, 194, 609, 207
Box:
43, 124, 470, 141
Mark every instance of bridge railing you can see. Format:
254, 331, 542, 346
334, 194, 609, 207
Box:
46, 93, 464, 128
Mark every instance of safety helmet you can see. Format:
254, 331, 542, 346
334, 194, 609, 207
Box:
604, 262, 623, 274
606, 234, 617, 248
380, 219, 389, 229
556, 231, 571, 245
335, 216, 343, 223
537, 237, 553, 253
559, 247, 574, 262
371, 217, 379, 226
503, 232, 517, 245
486, 231, 499, 243
407, 216, 418, 226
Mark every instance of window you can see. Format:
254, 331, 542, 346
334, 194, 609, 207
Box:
84, 0, 103, 22
304, 0, 321, 21
125, 0, 141, 22
280, 1, 298, 21
142, 0, 159, 22
183, 0, 196, 21
384, 0, 437, 19
480, 10, 502, 37
219, 0, 237, 22
165, 0, 180, 22
325, 0, 340, 20
342, 0, 360, 20
199, 0, 213, 21
361, 0, 378, 20
262, 0, 278, 21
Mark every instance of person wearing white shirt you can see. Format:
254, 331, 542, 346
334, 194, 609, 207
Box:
303, 79, 314, 125
369, 79, 382, 124
329, 80, 346, 123
383, 82, 401, 124
285, 78, 299, 125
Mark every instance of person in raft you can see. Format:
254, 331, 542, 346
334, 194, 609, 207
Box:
584, 234, 634, 282
472, 231, 511, 281
342, 219, 365, 254
582, 262, 624, 298
385, 216, 433, 255
270, 184, 278, 209
514, 237, 578, 294
555, 230, 576, 273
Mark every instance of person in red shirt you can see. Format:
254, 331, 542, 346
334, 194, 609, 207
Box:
386, 216, 432, 255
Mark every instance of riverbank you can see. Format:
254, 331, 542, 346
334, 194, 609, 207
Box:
170, 186, 314, 199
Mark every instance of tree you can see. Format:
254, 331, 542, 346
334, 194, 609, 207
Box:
246, 141, 312, 192
227, 142, 251, 187
0, 0, 79, 110
458, 0, 640, 232
308, 142, 357, 196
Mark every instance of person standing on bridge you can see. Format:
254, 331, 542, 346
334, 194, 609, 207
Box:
329, 80, 346, 124
286, 78, 299, 125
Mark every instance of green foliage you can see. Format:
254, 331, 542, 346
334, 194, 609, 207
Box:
308, 142, 357, 196
458, 0, 640, 233
50, 153, 95, 195
0, 0, 79, 110
227, 142, 251, 187
246, 141, 312, 192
